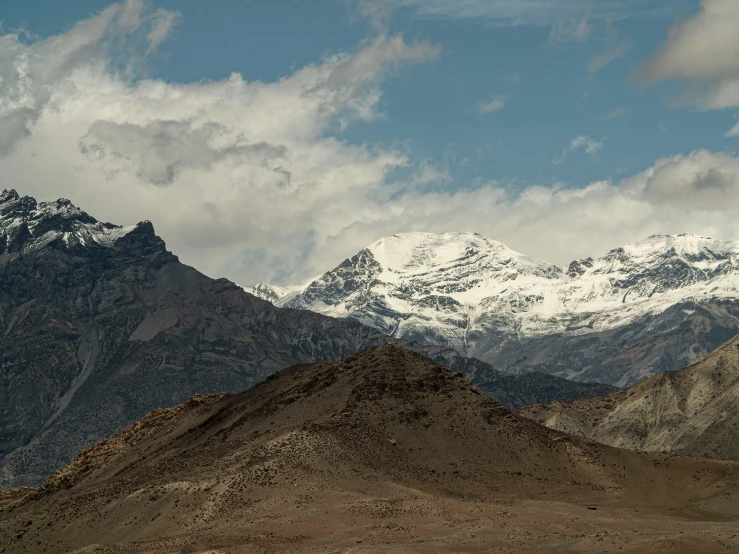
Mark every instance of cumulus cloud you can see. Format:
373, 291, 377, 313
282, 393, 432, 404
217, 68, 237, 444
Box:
0, 0, 181, 155
477, 97, 506, 114
640, 0, 739, 121
0, 0, 444, 283
620, 149, 739, 210
3, 1, 739, 286
79, 120, 288, 185
553, 135, 605, 164
640, 0, 739, 83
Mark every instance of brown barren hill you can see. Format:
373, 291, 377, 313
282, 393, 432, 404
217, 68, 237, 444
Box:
519, 333, 739, 461
2, 345, 739, 553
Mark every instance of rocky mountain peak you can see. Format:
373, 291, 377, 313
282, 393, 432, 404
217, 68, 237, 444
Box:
0, 190, 165, 260
605, 233, 733, 264
366, 231, 562, 279
575, 233, 739, 296
241, 282, 297, 304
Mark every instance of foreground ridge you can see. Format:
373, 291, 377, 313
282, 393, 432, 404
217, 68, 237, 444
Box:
2, 344, 739, 553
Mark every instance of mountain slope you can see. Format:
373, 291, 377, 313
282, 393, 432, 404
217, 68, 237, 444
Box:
0, 190, 609, 488
519, 333, 739, 460
3, 345, 739, 553
260, 231, 739, 385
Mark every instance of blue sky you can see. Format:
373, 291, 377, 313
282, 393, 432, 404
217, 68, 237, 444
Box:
2, 0, 739, 284
4, 0, 730, 187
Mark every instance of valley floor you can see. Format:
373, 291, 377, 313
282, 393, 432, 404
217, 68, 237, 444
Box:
19, 482, 739, 553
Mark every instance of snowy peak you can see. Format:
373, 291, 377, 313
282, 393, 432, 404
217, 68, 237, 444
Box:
273, 232, 565, 338
0, 189, 146, 257
242, 282, 294, 303
562, 233, 739, 306
367, 232, 562, 282
598, 234, 737, 273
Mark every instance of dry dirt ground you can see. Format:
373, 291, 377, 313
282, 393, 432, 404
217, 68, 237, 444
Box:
2, 345, 739, 553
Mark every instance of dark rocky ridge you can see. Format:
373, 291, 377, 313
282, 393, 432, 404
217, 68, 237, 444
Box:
0, 190, 611, 488
484, 299, 739, 385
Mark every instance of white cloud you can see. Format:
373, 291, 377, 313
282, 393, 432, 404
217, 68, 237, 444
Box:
640, 0, 739, 122
549, 13, 591, 43
604, 106, 625, 119
588, 40, 631, 72
0, 0, 443, 284
620, 149, 739, 210
4, 1, 739, 287
0, 0, 181, 155
553, 135, 605, 164
641, 0, 739, 83
361, 0, 676, 27
477, 97, 506, 114
146, 8, 181, 54
310, 159, 739, 272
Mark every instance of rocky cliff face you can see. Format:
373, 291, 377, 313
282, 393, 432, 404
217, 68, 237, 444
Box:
0, 191, 610, 488
518, 333, 739, 461
256, 232, 739, 386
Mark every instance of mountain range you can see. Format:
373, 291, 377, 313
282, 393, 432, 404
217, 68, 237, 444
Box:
247, 231, 739, 386
0, 190, 610, 488
3, 345, 739, 553
519, 332, 739, 460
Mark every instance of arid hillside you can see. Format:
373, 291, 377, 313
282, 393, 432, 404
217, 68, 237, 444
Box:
2, 345, 739, 553
520, 333, 739, 460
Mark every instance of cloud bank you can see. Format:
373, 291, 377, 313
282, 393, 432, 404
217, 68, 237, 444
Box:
2, 0, 739, 287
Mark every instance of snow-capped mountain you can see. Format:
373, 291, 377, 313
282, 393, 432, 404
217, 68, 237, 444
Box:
240, 282, 306, 305
252, 232, 739, 386
0, 189, 140, 259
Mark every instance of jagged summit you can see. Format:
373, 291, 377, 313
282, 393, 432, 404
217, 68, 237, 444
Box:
241, 282, 301, 304
0, 189, 154, 258
593, 233, 735, 272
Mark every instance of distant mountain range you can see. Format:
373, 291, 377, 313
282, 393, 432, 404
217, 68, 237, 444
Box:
0, 190, 610, 488
247, 231, 739, 386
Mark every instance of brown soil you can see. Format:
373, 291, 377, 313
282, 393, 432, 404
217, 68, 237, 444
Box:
2, 345, 739, 553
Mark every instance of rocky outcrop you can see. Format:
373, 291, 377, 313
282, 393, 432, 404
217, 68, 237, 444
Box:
518, 333, 739, 460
